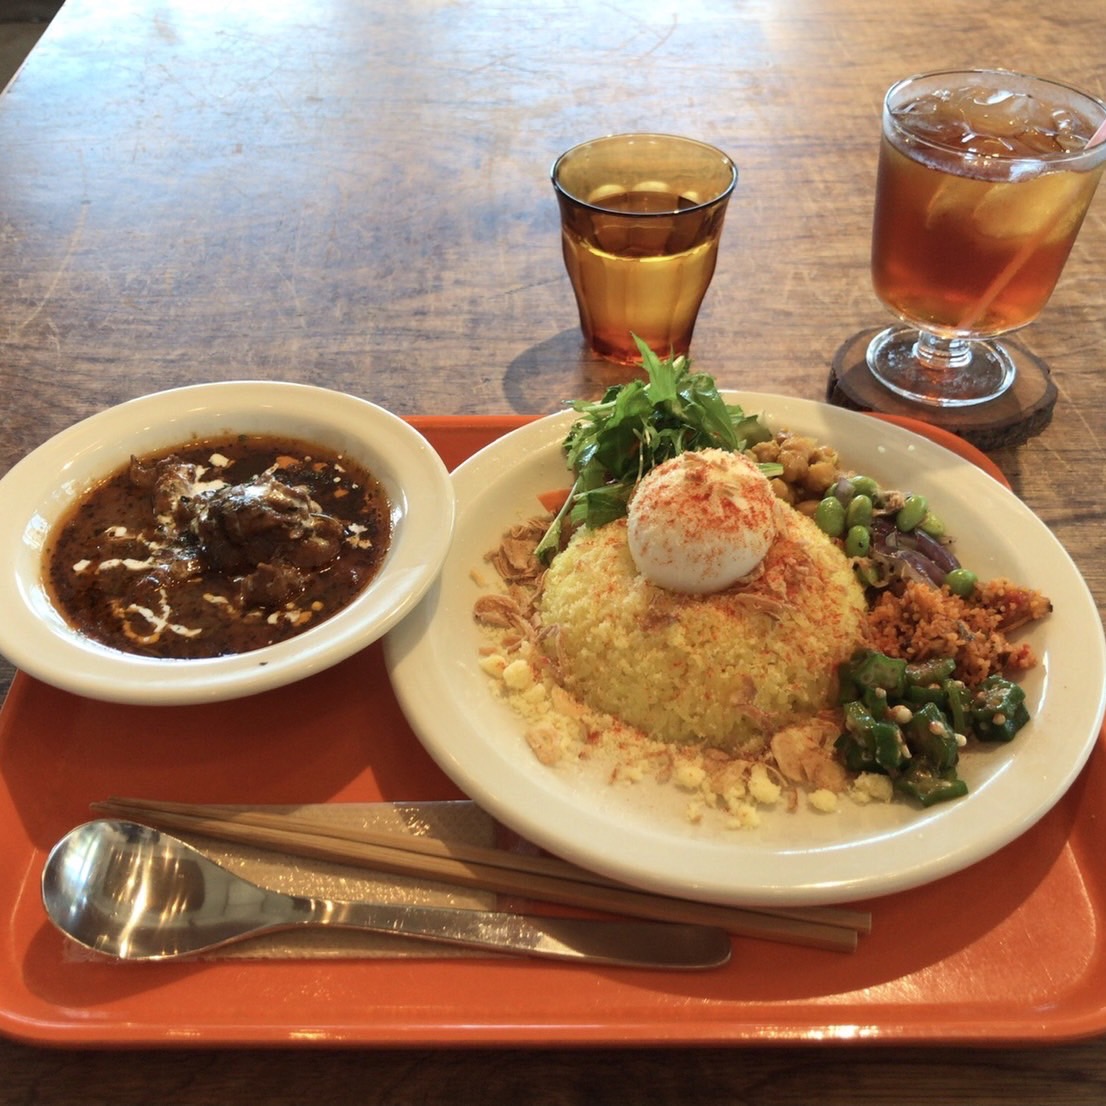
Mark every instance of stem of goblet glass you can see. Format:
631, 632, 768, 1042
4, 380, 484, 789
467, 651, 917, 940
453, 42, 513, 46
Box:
913, 331, 973, 372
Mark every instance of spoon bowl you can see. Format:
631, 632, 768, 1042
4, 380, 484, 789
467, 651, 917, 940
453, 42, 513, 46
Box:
41, 820, 732, 969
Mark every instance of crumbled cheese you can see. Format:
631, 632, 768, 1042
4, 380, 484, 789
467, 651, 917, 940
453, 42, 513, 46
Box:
502, 658, 534, 691
674, 762, 707, 791
520, 682, 548, 707
850, 773, 894, 804
726, 802, 761, 829
808, 788, 838, 813
478, 653, 508, 678
747, 763, 782, 805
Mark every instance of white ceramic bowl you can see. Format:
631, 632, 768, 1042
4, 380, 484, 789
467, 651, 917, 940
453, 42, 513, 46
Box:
0, 381, 454, 705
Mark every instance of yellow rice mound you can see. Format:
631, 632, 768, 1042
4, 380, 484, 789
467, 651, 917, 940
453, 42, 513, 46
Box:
538, 509, 867, 751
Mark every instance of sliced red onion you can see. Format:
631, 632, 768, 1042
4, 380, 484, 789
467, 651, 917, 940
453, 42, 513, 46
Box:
910, 530, 960, 574
885, 548, 948, 587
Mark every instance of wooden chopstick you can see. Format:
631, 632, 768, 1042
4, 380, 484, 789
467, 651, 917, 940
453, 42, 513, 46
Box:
91, 796, 871, 952
98, 796, 872, 933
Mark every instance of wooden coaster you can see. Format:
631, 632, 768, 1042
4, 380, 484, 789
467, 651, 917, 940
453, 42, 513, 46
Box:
828, 328, 1057, 450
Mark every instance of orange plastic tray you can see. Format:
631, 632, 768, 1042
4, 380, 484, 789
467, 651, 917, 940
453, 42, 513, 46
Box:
1, 414, 1105, 1048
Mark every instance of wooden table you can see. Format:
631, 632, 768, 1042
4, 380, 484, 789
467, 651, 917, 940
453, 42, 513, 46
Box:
2, 0, 1104, 1101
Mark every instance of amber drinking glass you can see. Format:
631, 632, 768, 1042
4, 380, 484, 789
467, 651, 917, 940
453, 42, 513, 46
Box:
552, 133, 737, 365
867, 69, 1106, 407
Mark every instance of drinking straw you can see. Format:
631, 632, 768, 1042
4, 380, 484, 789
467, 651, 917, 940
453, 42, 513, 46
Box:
957, 112, 1106, 331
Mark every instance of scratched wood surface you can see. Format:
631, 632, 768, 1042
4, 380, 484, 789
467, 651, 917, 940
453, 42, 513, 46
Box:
2, 0, 1106, 1101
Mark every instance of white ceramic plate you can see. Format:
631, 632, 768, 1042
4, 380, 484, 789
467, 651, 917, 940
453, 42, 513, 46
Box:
385, 393, 1106, 906
0, 381, 454, 705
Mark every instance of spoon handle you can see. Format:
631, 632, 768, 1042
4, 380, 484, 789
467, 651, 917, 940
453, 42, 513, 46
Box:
305, 899, 732, 970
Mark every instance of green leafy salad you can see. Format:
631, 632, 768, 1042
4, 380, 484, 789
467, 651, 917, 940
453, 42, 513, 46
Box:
534, 337, 774, 564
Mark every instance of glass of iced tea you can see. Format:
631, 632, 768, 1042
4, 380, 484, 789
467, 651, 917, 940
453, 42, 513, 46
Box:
552, 133, 737, 365
867, 69, 1106, 406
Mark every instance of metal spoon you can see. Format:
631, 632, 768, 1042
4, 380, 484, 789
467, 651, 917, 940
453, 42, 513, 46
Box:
41, 820, 732, 970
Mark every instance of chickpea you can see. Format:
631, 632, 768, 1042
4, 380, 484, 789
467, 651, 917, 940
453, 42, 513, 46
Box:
804, 459, 839, 494
769, 477, 795, 504
778, 448, 809, 483
795, 498, 821, 518
782, 434, 816, 454
750, 440, 780, 463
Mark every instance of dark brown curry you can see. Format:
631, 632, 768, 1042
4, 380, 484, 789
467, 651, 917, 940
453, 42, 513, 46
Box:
46, 435, 392, 659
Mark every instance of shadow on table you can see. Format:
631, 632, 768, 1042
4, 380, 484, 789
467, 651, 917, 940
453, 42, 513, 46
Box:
503, 329, 647, 414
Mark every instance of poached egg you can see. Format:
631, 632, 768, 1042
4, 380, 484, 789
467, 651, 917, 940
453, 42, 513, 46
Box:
626, 448, 778, 594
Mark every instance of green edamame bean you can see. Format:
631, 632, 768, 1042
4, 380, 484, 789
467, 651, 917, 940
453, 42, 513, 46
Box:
845, 524, 871, 558
846, 494, 873, 529
850, 475, 879, 499
896, 494, 928, 532
814, 496, 846, 538
944, 568, 978, 597
919, 511, 945, 538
